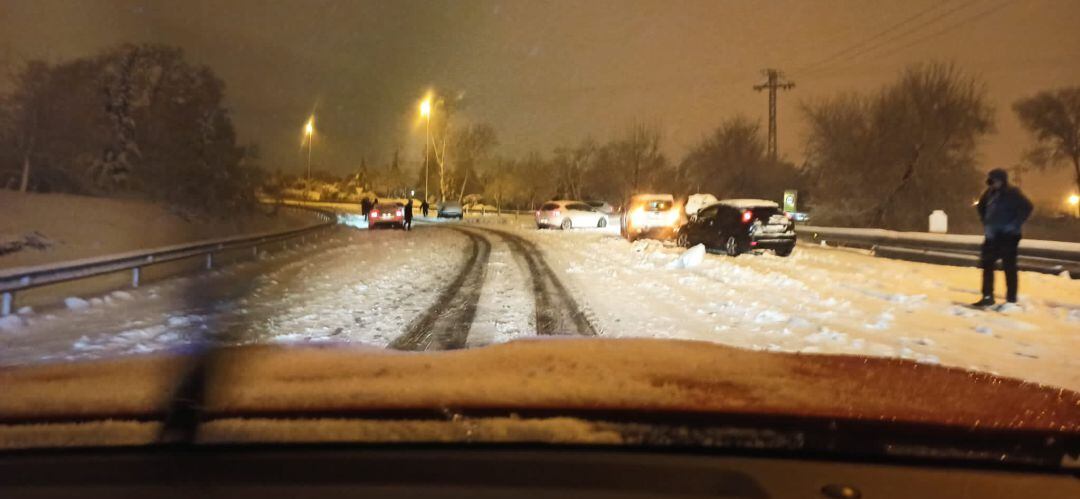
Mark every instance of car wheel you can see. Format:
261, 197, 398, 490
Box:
775, 246, 794, 257
597, 217, 607, 228
676, 231, 689, 248
725, 236, 741, 257
561, 218, 572, 230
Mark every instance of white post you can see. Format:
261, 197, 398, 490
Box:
1, 292, 12, 316
132, 267, 141, 288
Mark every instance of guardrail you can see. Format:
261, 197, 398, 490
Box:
0, 206, 336, 316
795, 225, 1080, 277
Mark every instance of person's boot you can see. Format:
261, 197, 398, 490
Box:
970, 296, 995, 308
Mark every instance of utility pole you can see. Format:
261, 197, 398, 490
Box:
753, 69, 795, 162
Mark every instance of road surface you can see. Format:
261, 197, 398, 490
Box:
1, 215, 1078, 392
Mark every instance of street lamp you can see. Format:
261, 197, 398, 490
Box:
304, 116, 315, 181
419, 97, 432, 202
1069, 193, 1079, 218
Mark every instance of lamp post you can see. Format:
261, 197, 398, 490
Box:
419, 98, 432, 202
1068, 194, 1079, 218
304, 116, 315, 181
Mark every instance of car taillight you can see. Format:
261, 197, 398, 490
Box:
536, 210, 541, 216
741, 210, 753, 223
371, 210, 380, 217
784, 212, 793, 220
397, 209, 403, 216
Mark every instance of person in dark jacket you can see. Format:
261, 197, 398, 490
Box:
360, 198, 372, 221
972, 168, 1033, 307
421, 199, 430, 218
403, 198, 414, 231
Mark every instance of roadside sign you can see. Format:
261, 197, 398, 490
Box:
783, 190, 797, 213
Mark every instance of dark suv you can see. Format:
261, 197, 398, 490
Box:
676, 199, 795, 257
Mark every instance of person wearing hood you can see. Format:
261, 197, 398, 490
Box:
972, 168, 1033, 307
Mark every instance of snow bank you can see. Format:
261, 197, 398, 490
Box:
64, 297, 90, 310
0, 191, 314, 269
667, 244, 706, 269
0, 314, 24, 332
505, 223, 1080, 391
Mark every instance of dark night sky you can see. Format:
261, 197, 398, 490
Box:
2, 0, 1079, 202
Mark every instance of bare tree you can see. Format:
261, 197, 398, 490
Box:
802, 62, 993, 229
584, 125, 668, 204
450, 122, 498, 201
679, 115, 798, 199
552, 138, 596, 199
1014, 87, 1080, 196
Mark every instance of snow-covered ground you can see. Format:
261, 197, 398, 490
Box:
1, 191, 312, 268
514, 227, 1080, 391
1, 214, 1077, 391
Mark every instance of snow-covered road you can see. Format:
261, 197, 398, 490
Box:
1, 216, 1078, 391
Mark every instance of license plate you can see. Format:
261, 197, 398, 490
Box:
382, 214, 391, 219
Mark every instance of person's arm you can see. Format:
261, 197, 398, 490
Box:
975, 190, 989, 221
1016, 190, 1034, 224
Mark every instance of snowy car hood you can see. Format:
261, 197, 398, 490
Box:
2, 338, 1078, 449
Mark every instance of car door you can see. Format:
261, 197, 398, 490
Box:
707, 206, 733, 247
568, 203, 595, 226
697, 205, 721, 247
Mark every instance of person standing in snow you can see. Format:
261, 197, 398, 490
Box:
360, 197, 372, 221
403, 198, 414, 231
421, 199, 430, 218
972, 168, 1033, 307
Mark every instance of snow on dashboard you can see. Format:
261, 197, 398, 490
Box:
2, 339, 1078, 440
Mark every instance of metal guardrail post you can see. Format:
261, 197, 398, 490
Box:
2, 291, 12, 316
206, 253, 214, 270
132, 267, 140, 288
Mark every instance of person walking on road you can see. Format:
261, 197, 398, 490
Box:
421, 199, 430, 218
972, 168, 1033, 308
403, 198, 414, 231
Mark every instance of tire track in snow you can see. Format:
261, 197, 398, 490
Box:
466, 226, 597, 337
389, 228, 491, 351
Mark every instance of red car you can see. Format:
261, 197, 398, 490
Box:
369, 202, 405, 229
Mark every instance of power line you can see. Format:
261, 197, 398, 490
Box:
798, 0, 955, 74
869, 0, 1015, 60
802, 0, 983, 77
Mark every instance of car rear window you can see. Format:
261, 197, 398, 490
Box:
750, 207, 782, 220
643, 201, 672, 211
541, 203, 560, 211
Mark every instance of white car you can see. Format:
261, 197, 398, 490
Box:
536, 200, 609, 230
585, 200, 616, 214
620, 193, 680, 241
